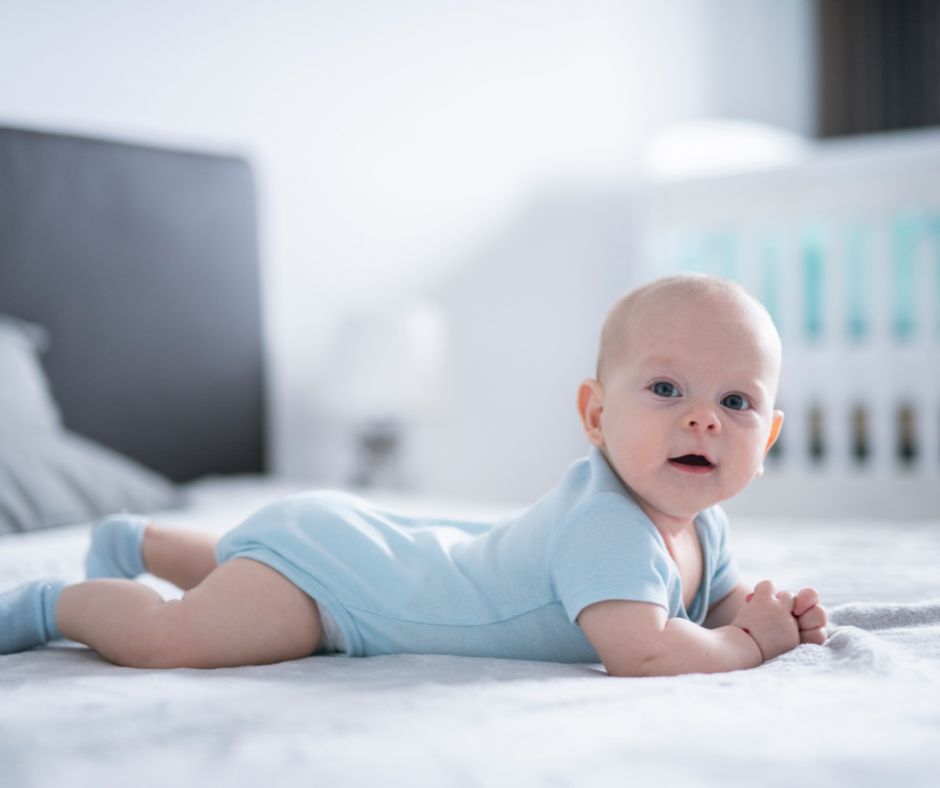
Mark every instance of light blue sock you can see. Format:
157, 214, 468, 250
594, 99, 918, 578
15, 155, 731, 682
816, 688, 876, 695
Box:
0, 579, 65, 653
85, 514, 149, 579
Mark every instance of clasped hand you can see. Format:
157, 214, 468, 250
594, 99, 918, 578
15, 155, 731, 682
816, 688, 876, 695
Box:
732, 580, 828, 661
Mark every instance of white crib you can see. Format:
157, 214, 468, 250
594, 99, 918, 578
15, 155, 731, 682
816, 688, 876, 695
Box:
640, 128, 940, 518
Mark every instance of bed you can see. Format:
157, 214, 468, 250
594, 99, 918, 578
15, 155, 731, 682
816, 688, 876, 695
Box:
2, 125, 939, 787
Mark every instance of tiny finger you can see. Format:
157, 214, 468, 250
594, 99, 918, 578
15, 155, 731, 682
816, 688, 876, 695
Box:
798, 605, 827, 630
753, 579, 776, 597
800, 627, 827, 646
793, 588, 820, 617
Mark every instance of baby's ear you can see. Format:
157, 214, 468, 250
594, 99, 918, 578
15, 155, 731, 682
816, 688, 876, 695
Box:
577, 379, 605, 448
764, 410, 784, 455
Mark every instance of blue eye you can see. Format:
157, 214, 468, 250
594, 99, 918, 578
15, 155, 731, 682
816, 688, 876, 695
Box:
721, 393, 751, 411
651, 381, 680, 398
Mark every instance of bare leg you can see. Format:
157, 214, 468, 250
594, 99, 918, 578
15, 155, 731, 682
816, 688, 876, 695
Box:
141, 525, 220, 591
56, 558, 322, 668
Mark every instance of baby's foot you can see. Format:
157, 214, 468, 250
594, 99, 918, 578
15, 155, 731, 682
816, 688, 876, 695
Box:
85, 514, 150, 579
0, 579, 65, 653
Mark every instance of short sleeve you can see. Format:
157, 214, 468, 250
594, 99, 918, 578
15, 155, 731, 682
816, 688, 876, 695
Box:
704, 505, 740, 603
548, 494, 673, 625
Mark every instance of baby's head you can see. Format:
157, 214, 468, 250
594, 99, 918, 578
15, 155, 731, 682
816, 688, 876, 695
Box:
577, 274, 783, 527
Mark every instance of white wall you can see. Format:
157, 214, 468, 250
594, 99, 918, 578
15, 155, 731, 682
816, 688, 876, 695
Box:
0, 0, 814, 501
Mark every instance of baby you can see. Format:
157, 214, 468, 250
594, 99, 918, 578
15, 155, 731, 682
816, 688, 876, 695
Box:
0, 273, 827, 676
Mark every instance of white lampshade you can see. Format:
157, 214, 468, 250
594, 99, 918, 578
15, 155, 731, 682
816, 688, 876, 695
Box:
639, 119, 809, 181
326, 299, 448, 421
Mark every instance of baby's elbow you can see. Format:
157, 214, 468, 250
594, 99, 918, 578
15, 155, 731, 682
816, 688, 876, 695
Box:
602, 649, 661, 678
604, 626, 685, 678
605, 663, 645, 678
578, 599, 670, 677
605, 661, 658, 678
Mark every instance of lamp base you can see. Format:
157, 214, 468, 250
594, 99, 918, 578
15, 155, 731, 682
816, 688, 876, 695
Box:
349, 417, 407, 490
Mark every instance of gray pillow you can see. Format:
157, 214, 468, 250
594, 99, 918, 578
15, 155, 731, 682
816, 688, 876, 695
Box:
0, 314, 181, 534
0, 431, 182, 533
0, 316, 62, 434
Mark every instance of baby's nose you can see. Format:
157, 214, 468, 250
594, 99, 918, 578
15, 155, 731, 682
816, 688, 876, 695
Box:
683, 407, 721, 433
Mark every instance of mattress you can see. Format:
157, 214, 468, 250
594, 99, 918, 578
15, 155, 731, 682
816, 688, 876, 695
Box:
2, 476, 939, 787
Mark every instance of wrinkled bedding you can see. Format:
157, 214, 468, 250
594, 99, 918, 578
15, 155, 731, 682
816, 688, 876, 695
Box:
1, 477, 939, 787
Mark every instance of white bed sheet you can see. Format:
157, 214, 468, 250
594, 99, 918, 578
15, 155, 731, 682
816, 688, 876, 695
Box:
2, 476, 939, 788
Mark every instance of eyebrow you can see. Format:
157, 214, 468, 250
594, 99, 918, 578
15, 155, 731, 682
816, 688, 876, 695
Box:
637, 355, 677, 369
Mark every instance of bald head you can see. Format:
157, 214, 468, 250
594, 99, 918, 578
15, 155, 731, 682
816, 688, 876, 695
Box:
596, 274, 782, 391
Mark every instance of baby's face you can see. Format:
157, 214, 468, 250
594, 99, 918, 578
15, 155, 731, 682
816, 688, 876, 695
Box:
581, 287, 783, 526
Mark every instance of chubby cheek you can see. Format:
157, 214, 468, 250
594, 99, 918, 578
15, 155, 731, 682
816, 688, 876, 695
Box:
604, 427, 666, 489
721, 436, 767, 492
610, 447, 658, 489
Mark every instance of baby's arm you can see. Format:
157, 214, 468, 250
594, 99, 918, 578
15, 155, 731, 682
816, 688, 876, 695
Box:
578, 599, 763, 677
703, 581, 751, 629
579, 578, 812, 676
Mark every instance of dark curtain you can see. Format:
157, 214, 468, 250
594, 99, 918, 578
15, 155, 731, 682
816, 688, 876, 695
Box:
818, 0, 940, 137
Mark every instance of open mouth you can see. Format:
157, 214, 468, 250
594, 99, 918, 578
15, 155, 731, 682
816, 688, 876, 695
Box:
668, 454, 716, 473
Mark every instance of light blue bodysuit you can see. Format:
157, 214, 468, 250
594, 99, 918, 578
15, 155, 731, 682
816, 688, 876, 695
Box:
216, 446, 740, 662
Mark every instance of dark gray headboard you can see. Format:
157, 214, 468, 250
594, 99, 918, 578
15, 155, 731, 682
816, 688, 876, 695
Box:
0, 125, 266, 481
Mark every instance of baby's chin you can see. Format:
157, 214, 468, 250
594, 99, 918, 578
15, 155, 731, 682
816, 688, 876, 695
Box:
621, 483, 710, 525
630, 477, 735, 522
